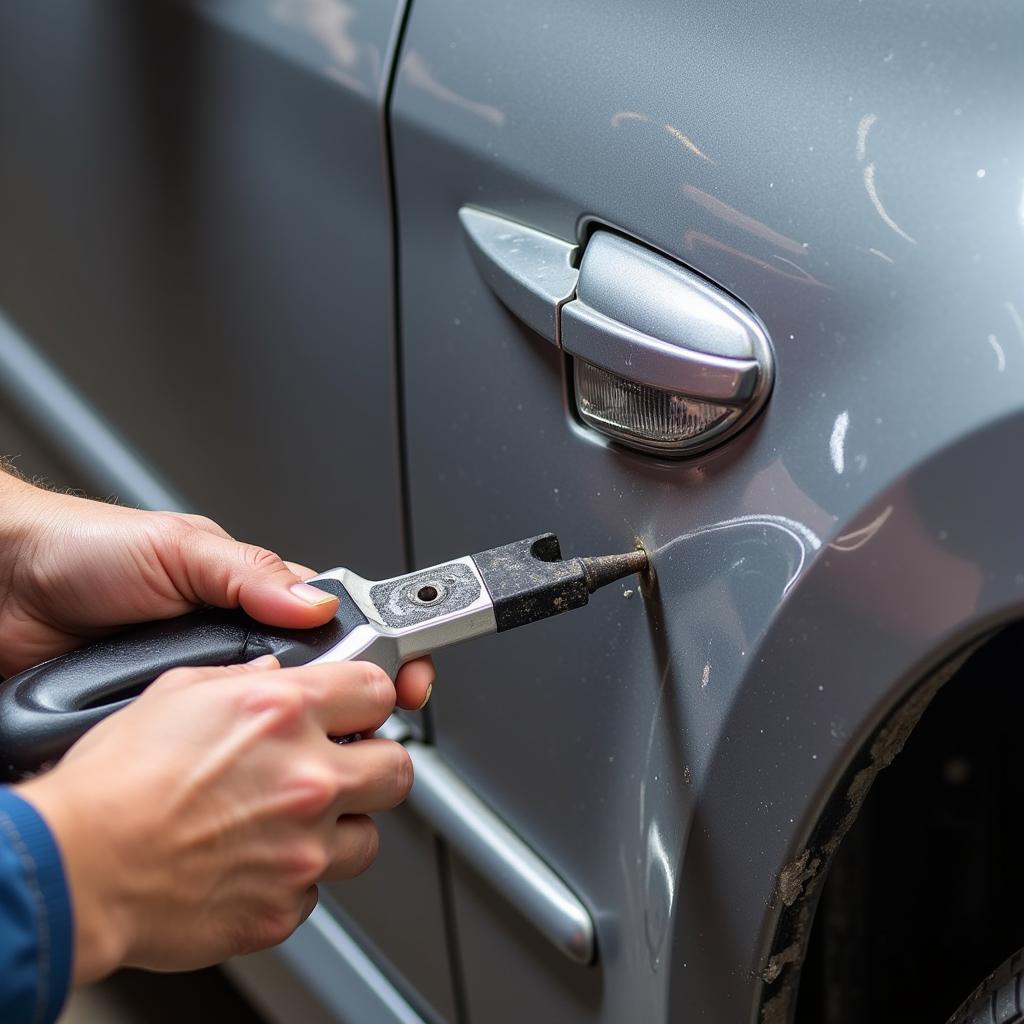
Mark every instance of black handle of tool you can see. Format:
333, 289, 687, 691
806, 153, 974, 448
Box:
0, 579, 367, 780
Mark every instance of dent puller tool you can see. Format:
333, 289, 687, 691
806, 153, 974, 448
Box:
0, 533, 648, 777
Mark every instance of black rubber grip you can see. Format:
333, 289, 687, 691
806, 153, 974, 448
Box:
0, 579, 367, 780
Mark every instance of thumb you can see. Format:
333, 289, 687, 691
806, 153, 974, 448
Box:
173, 529, 339, 629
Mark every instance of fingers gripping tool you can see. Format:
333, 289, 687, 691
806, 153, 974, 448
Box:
0, 533, 648, 777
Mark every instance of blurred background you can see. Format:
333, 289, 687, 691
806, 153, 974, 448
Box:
1, 1, 406, 1020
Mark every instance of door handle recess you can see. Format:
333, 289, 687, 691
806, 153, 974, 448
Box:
378, 717, 595, 965
460, 207, 774, 455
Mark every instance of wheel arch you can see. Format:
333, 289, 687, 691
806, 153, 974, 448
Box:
663, 405, 1024, 1023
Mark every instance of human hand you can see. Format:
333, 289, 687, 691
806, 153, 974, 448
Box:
0, 475, 432, 709
0, 474, 339, 673
17, 655, 426, 983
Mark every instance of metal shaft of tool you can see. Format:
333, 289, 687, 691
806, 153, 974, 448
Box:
579, 549, 649, 593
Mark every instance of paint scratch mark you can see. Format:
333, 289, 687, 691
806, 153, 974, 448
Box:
663, 124, 714, 163
682, 186, 808, 256
856, 113, 877, 163
830, 505, 894, 552
830, 411, 849, 475
611, 112, 714, 163
403, 51, 506, 127
988, 333, 1006, 372
611, 110, 650, 127
863, 163, 917, 244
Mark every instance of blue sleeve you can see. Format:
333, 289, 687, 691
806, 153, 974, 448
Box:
0, 788, 72, 1024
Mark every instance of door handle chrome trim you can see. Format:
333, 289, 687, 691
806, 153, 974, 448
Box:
458, 207, 578, 344
560, 229, 773, 409
404, 741, 596, 965
459, 213, 774, 455
561, 299, 761, 402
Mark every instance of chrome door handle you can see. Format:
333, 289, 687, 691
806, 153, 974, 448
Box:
560, 298, 761, 403
560, 231, 768, 403
458, 207, 578, 344
460, 207, 774, 455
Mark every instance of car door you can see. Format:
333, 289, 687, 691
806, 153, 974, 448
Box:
388, 1, 1024, 1022
389, 5, 772, 1013
0, 3, 458, 1021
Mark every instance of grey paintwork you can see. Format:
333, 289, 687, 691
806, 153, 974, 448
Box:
0, 312, 183, 511
391, 2, 1024, 1023
227, 904, 429, 1024
2, 2, 1024, 1024
405, 740, 595, 965
0, 0, 404, 570
0, 3, 459, 1022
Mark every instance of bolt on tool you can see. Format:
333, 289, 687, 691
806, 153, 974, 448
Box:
0, 533, 648, 778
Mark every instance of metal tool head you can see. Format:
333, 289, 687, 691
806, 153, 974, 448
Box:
471, 533, 649, 631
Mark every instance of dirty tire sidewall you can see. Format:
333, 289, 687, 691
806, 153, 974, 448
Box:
947, 948, 1024, 1024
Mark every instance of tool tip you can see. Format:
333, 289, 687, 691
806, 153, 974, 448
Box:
579, 548, 650, 593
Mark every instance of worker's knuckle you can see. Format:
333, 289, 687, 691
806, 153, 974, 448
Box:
351, 742, 412, 804
350, 818, 381, 876
145, 511, 195, 546
253, 907, 303, 949
242, 679, 306, 728
240, 543, 284, 573
294, 666, 330, 705
184, 513, 221, 534
391, 744, 414, 800
283, 839, 331, 884
285, 762, 339, 817
358, 662, 396, 711
361, 818, 381, 865
181, 512, 231, 540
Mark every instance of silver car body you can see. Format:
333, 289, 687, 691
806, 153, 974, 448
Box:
1, 2, 1022, 1023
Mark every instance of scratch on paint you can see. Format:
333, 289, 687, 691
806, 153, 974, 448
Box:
855, 113, 877, 162
829, 505, 894, 552
829, 411, 849, 475
611, 112, 714, 163
863, 163, 918, 245
611, 110, 649, 127
663, 124, 714, 163
988, 334, 1006, 372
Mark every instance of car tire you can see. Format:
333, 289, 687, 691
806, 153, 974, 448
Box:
948, 949, 1024, 1024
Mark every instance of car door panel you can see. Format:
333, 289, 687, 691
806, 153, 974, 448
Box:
0, 4, 457, 1021
0, 0, 403, 571
391, 1, 1024, 1021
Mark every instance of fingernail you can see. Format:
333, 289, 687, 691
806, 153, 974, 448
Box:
248, 654, 279, 669
416, 682, 433, 711
290, 582, 338, 606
